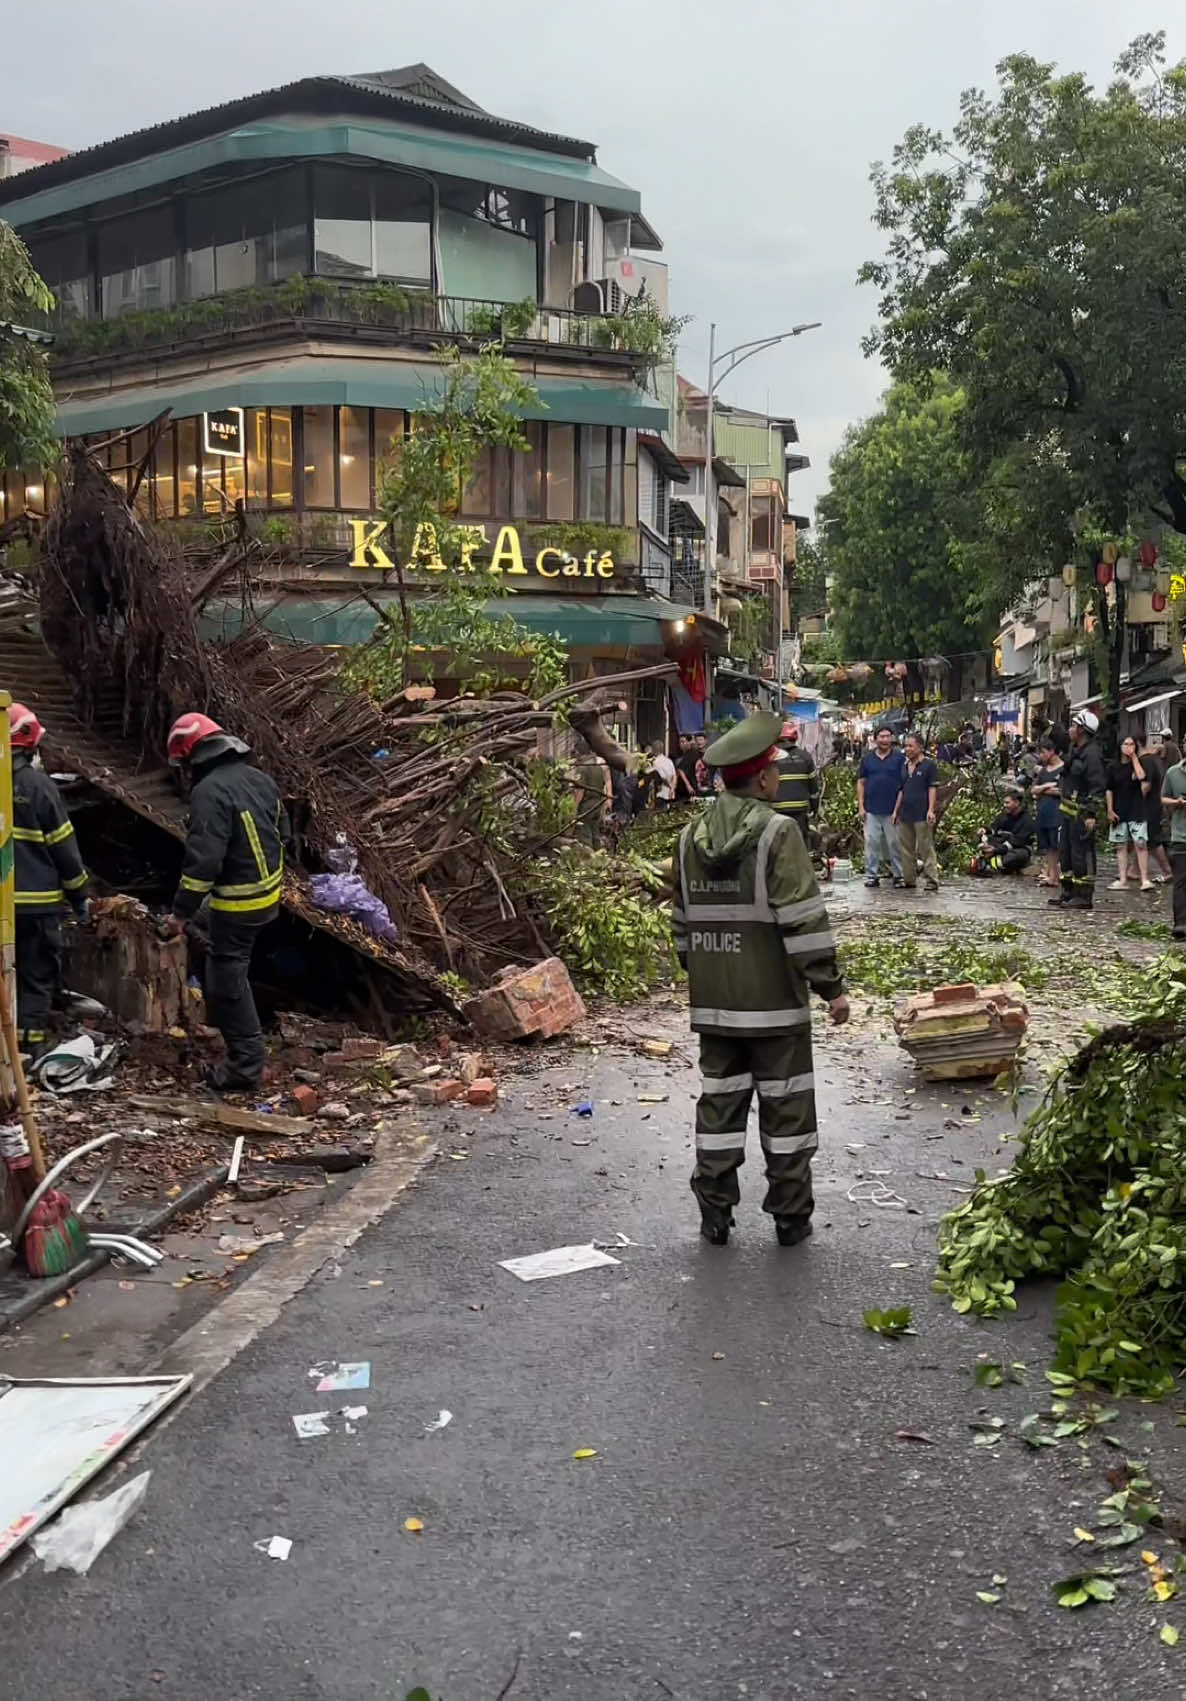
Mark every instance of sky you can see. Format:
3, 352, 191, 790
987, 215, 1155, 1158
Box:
3, 0, 1178, 516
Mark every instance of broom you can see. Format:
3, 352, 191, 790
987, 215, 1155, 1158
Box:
0, 974, 89, 1277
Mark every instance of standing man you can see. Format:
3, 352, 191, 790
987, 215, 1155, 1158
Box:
858, 727, 906, 888
893, 731, 940, 891
670, 712, 848, 1248
1162, 745, 1186, 938
648, 741, 678, 811
674, 734, 700, 802
1052, 708, 1108, 910
160, 714, 289, 1091
773, 721, 820, 842
8, 704, 89, 1055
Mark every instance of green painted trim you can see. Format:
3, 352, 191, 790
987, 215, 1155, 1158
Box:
4, 116, 641, 228
55, 361, 667, 435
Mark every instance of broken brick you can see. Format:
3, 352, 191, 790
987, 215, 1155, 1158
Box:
413, 1078, 465, 1106
290, 1083, 322, 1117
467, 1077, 497, 1107
461, 958, 586, 1042
340, 1036, 384, 1062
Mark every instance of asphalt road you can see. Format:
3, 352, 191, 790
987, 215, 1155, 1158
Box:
4, 962, 1186, 1700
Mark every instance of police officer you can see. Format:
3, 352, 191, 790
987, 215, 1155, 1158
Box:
670, 711, 849, 1247
160, 713, 289, 1091
1051, 708, 1108, 910
773, 721, 819, 842
8, 703, 89, 1054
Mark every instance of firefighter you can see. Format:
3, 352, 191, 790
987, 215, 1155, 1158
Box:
970, 792, 1035, 876
8, 703, 89, 1054
670, 711, 849, 1247
773, 721, 819, 842
160, 714, 289, 1091
1052, 708, 1108, 910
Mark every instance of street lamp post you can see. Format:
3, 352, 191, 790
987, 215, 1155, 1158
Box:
702, 320, 821, 616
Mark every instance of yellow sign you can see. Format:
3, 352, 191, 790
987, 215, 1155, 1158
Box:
349, 520, 615, 580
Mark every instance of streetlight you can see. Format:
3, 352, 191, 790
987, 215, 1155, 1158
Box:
702, 320, 821, 615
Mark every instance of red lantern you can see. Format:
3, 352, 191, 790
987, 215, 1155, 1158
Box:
1153, 591, 1168, 613
1095, 560, 1114, 586
1140, 540, 1159, 568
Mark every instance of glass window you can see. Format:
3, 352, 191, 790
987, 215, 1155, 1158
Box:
491, 446, 512, 517
184, 169, 308, 299
462, 447, 492, 517
23, 469, 46, 515
623, 430, 638, 529
177, 419, 199, 516
513, 421, 543, 519
373, 173, 432, 283
314, 165, 373, 279
245, 409, 267, 505
5, 471, 25, 513
127, 431, 151, 514
224, 444, 246, 508
546, 425, 574, 521
751, 499, 773, 552
339, 407, 371, 510
607, 429, 624, 525
302, 406, 335, 507
580, 427, 608, 522
152, 423, 176, 519
27, 230, 91, 321
269, 408, 294, 506
98, 206, 177, 316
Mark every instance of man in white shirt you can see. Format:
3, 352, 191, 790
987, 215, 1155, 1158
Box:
650, 742, 678, 809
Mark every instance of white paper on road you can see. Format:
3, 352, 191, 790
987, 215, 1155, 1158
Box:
499, 1243, 621, 1282
292, 1411, 331, 1438
254, 1534, 293, 1560
0, 1374, 191, 1564
313, 1361, 371, 1392
424, 1408, 453, 1432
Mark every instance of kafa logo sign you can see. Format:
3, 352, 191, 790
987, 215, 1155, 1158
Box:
203, 408, 244, 458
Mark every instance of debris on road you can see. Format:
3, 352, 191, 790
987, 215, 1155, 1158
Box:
292, 1413, 330, 1439
313, 1361, 371, 1392
31, 1470, 151, 1574
424, 1409, 453, 1433
498, 1244, 621, 1282
572, 1449, 598, 1461
404, 1517, 425, 1534
893, 981, 1028, 1081
254, 1535, 293, 1561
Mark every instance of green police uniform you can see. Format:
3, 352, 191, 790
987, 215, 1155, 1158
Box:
670, 713, 844, 1231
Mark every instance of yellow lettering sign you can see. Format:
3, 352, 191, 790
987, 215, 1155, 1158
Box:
596, 551, 614, 579
536, 547, 564, 577
489, 524, 528, 575
459, 525, 487, 571
562, 553, 581, 578
349, 518, 393, 570
409, 521, 445, 572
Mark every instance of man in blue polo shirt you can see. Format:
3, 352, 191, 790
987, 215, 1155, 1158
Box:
858, 727, 906, 888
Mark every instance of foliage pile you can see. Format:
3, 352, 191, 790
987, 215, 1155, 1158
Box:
935, 955, 1186, 1395
518, 845, 679, 1001
839, 919, 1045, 997
618, 801, 699, 863
820, 759, 1013, 872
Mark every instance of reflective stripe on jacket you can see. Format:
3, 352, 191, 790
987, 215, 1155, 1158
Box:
671, 797, 843, 1038
774, 748, 818, 817
1058, 739, 1108, 819
173, 757, 290, 920
12, 752, 88, 913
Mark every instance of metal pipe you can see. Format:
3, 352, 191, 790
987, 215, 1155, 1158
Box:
702, 321, 716, 615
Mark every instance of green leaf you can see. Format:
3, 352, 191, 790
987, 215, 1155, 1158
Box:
975, 1362, 1005, 1387
406, 1690, 434, 1700
863, 1305, 914, 1339
1162, 1624, 1180, 1647
1083, 1577, 1117, 1603
976, 1591, 1000, 1604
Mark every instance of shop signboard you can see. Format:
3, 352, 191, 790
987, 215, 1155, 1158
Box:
202, 408, 245, 458
348, 519, 616, 581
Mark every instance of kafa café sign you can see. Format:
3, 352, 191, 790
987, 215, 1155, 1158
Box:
202, 408, 245, 458
348, 519, 616, 580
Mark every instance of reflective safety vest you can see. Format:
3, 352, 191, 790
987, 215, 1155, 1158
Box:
774, 746, 818, 818
670, 793, 844, 1037
173, 757, 290, 920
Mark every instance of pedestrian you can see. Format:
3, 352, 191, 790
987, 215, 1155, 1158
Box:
857, 727, 906, 888
694, 732, 714, 796
674, 734, 699, 803
773, 721, 819, 842
1106, 736, 1154, 891
1031, 737, 1064, 887
670, 711, 848, 1247
892, 732, 940, 891
574, 756, 610, 848
1051, 709, 1108, 910
1162, 746, 1186, 938
160, 713, 290, 1091
970, 791, 1035, 875
648, 740, 677, 810
7, 704, 90, 1056
1141, 735, 1173, 883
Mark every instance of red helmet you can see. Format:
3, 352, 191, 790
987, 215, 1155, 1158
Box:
8, 703, 44, 749
167, 712, 224, 766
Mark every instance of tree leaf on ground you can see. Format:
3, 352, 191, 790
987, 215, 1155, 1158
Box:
976, 1591, 1000, 1604
863, 1306, 914, 1338
1162, 1624, 1180, 1647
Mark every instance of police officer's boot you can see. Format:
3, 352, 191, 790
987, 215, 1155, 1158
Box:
775, 1216, 814, 1247
698, 1205, 733, 1246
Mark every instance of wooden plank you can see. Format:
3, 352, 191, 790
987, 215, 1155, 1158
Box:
126, 1095, 313, 1137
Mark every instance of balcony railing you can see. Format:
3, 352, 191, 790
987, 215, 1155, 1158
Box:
45, 280, 645, 369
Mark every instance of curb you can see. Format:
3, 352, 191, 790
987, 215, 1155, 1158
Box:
0, 1163, 229, 1334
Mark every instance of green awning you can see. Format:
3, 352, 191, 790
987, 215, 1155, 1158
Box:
199, 591, 706, 651
55, 359, 667, 436
2, 117, 641, 228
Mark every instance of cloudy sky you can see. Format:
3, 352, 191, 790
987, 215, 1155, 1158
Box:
5, 0, 1177, 513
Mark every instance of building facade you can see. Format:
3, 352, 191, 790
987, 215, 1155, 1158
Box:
0, 65, 722, 741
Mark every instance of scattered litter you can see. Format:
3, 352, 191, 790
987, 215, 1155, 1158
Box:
309, 867, 399, 942
217, 1231, 284, 1256
639, 1039, 673, 1059
292, 1412, 330, 1439
712, 1352, 726, 1362
254, 1535, 292, 1561
499, 1244, 620, 1282
28, 1033, 117, 1094
341, 1405, 368, 1422
404, 1516, 424, 1534
226, 1135, 246, 1186
572, 1448, 598, 1461
572, 1101, 595, 1118
895, 1429, 935, 1445
314, 1361, 371, 1393
424, 1409, 453, 1433
32, 1471, 151, 1574
847, 1181, 909, 1209
637, 1094, 668, 1104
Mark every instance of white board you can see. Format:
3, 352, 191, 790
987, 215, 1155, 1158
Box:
498, 1243, 621, 1282
0, 1374, 191, 1564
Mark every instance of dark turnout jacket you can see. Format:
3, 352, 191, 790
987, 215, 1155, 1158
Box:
1059, 737, 1109, 819
13, 751, 88, 914
173, 755, 289, 921
986, 809, 1035, 851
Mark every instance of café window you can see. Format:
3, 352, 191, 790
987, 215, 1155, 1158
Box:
513, 421, 544, 519
339, 406, 371, 510
303, 406, 336, 507
314, 165, 432, 285
269, 408, 294, 506
27, 228, 91, 321
546, 425, 575, 521
580, 427, 608, 522
98, 205, 177, 316
184, 169, 306, 298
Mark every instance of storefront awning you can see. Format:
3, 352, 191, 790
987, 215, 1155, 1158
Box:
1124, 687, 1183, 714
200, 591, 726, 652
55, 360, 667, 437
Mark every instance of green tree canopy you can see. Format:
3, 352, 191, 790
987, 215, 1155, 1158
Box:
820, 377, 993, 668
0, 221, 56, 474
861, 31, 1186, 575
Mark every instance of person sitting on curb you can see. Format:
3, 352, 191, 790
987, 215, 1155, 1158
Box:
970, 792, 1035, 876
